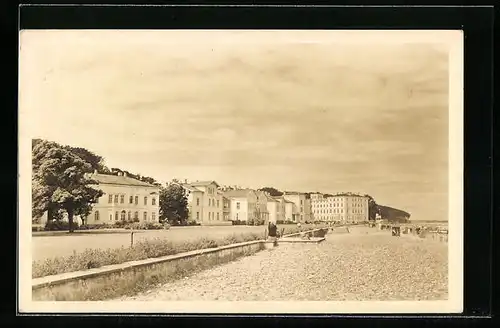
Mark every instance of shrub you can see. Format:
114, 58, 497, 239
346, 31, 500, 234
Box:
113, 220, 133, 228
32, 231, 266, 278
124, 221, 167, 230
32, 226, 44, 232
78, 223, 110, 230
246, 219, 254, 226
44, 220, 79, 231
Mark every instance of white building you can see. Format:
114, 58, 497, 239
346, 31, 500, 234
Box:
181, 180, 227, 225
86, 171, 161, 224
223, 189, 259, 223
310, 193, 369, 223
283, 191, 311, 223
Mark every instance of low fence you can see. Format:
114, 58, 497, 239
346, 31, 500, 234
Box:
280, 228, 329, 239
32, 228, 325, 301
32, 240, 265, 301
374, 223, 448, 243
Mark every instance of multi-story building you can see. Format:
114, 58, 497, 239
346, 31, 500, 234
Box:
87, 171, 160, 224
32, 171, 161, 226
183, 184, 205, 223
223, 189, 259, 222
284, 199, 298, 222
254, 190, 270, 223
310, 193, 369, 223
180, 180, 225, 225
283, 191, 311, 223
222, 195, 231, 221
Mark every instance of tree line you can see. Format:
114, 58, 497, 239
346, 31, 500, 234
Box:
32, 139, 189, 232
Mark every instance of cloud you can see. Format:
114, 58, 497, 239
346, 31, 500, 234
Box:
21, 31, 452, 221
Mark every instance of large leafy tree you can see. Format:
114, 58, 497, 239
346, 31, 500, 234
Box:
258, 187, 283, 196
109, 168, 161, 186
159, 183, 189, 224
32, 139, 103, 232
65, 146, 110, 174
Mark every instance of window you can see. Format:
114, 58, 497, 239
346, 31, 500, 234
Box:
120, 195, 124, 204
120, 210, 126, 221
152, 198, 156, 205
209, 212, 211, 220
129, 196, 133, 204
134, 211, 139, 220
135, 196, 138, 205
197, 198, 200, 206
114, 195, 119, 203
217, 213, 219, 220
300, 200, 303, 205
152, 212, 156, 221
236, 202, 240, 210
196, 212, 199, 220
94, 211, 100, 221
109, 214, 112, 221
144, 196, 147, 205
108, 195, 113, 203
128, 211, 131, 221
115, 211, 119, 220
143, 212, 147, 221
236, 213, 239, 220
217, 200, 220, 207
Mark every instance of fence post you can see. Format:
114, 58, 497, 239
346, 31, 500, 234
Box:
130, 232, 134, 247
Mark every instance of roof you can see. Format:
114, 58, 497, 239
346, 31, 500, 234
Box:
223, 189, 256, 198
188, 180, 220, 187
283, 191, 306, 195
284, 199, 295, 204
181, 184, 203, 192
265, 195, 279, 202
90, 173, 158, 188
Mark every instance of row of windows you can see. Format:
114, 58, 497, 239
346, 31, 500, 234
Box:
313, 208, 365, 214
196, 198, 220, 207
314, 209, 344, 214
108, 194, 156, 206
94, 210, 157, 221
313, 197, 366, 203
313, 202, 365, 208
194, 212, 220, 221
313, 215, 365, 220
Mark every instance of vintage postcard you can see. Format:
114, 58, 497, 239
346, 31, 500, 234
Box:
18, 30, 463, 314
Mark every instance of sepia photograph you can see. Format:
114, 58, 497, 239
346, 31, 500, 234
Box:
18, 29, 463, 314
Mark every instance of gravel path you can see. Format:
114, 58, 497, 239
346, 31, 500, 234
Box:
116, 227, 448, 301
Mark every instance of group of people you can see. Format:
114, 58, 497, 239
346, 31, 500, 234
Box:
266, 221, 305, 240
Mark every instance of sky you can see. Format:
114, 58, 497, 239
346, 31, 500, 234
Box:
19, 30, 455, 221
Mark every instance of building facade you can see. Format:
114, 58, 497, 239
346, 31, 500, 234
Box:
87, 172, 160, 225
223, 189, 258, 222
283, 199, 297, 222
181, 181, 226, 225
254, 190, 270, 223
183, 185, 205, 223
283, 192, 311, 223
310, 193, 369, 223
